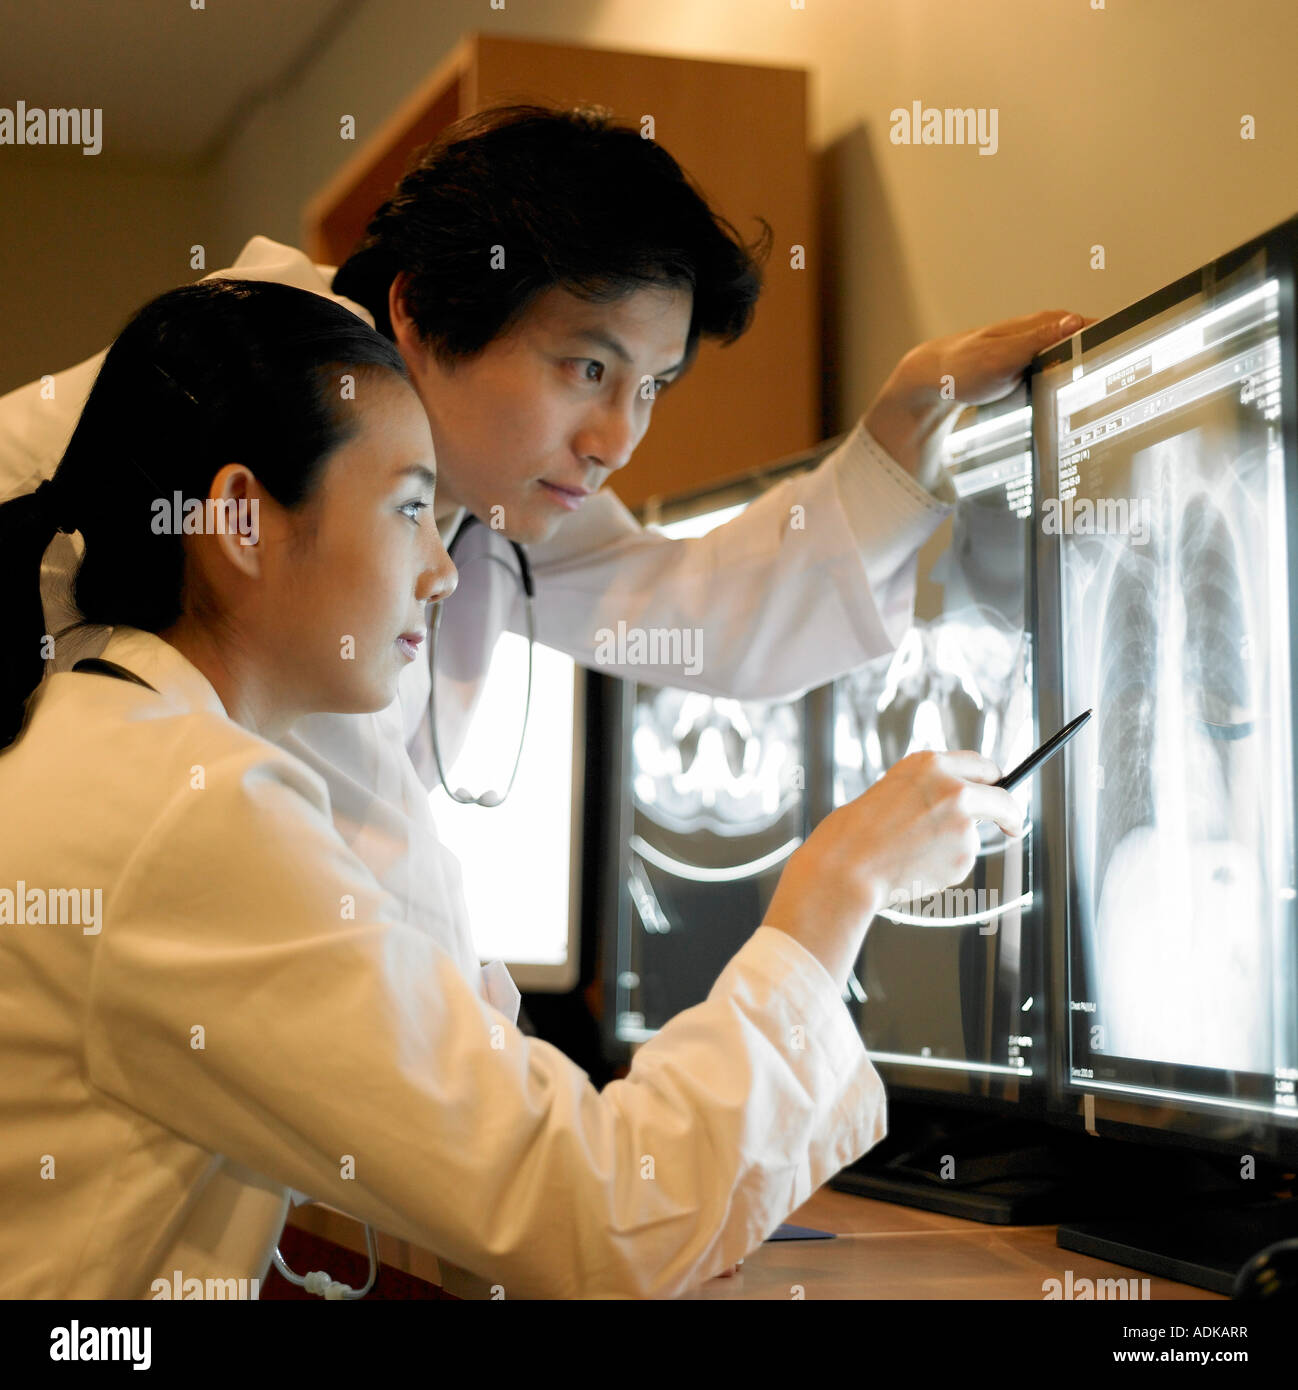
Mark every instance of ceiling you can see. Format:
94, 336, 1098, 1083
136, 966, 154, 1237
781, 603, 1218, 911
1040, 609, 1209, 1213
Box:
0, 0, 359, 163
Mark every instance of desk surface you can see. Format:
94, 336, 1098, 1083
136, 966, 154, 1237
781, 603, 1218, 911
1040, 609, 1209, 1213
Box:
289, 1183, 1223, 1300
678, 1186, 1223, 1300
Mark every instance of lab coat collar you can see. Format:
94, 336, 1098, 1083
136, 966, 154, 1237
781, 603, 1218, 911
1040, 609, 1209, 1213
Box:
89, 627, 229, 721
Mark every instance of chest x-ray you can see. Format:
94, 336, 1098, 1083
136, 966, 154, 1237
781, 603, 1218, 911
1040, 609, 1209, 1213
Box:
1049, 277, 1298, 1097
1066, 426, 1282, 1074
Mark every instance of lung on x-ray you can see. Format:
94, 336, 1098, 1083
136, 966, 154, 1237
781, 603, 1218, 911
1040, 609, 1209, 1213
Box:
1044, 274, 1298, 1106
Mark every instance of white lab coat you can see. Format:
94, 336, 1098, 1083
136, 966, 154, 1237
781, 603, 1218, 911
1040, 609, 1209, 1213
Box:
0, 625, 884, 1298
0, 236, 956, 1289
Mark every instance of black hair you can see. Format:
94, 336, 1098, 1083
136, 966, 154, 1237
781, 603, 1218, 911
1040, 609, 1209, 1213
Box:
332, 103, 772, 366
0, 277, 408, 750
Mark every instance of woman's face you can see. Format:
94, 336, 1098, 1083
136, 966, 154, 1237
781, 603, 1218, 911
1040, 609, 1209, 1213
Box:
262, 370, 457, 716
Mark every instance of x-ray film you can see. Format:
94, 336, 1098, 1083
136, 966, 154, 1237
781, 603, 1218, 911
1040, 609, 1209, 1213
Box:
831, 395, 1041, 1095
611, 484, 812, 1042
1039, 273, 1298, 1118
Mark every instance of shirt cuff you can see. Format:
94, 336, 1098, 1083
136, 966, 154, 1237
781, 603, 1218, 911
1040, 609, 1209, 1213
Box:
860, 420, 960, 508
831, 420, 957, 591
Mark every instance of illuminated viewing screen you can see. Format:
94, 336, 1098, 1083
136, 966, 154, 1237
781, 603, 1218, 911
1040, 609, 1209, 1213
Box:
433, 631, 579, 975
613, 493, 808, 1042
1036, 274, 1298, 1120
831, 395, 1040, 1096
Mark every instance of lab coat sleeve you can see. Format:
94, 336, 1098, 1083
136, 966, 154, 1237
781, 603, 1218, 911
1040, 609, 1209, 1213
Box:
83, 735, 886, 1299
517, 418, 954, 702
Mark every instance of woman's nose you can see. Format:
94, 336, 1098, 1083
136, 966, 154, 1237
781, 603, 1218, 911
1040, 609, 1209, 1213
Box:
420, 551, 457, 606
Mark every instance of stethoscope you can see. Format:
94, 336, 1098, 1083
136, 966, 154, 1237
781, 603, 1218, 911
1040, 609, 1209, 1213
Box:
428, 512, 535, 807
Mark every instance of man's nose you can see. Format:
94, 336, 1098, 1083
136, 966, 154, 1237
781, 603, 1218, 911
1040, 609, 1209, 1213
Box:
577, 404, 639, 474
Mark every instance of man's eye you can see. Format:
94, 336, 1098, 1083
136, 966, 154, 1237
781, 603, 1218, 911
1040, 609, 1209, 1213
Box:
399, 500, 429, 522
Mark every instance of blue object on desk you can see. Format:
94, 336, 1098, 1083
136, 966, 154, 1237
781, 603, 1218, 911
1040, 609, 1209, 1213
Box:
766, 1223, 835, 1241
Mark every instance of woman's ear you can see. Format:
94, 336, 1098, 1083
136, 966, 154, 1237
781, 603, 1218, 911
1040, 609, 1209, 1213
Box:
208, 463, 265, 580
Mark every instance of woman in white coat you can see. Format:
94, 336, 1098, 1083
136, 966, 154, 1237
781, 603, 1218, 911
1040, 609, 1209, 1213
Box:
0, 278, 1023, 1298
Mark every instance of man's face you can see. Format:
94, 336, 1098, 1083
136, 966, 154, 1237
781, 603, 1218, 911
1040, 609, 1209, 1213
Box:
391, 280, 693, 543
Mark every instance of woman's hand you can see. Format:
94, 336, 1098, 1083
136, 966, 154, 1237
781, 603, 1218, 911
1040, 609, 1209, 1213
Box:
763, 750, 1025, 988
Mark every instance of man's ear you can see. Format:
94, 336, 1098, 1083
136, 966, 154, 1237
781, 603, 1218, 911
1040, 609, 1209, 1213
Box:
388, 272, 414, 344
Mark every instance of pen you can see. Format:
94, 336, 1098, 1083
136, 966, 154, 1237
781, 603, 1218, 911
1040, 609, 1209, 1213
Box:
995, 710, 1093, 791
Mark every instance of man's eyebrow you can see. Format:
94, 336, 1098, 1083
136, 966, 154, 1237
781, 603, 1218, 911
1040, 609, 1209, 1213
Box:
570, 329, 686, 377
393, 463, 437, 489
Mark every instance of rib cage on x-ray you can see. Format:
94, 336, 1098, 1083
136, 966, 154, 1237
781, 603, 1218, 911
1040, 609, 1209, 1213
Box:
1179, 494, 1255, 755
1094, 545, 1160, 904
1081, 428, 1272, 1075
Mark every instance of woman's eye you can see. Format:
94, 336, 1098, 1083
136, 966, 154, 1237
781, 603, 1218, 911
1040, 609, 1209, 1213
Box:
570, 359, 604, 384
399, 500, 429, 523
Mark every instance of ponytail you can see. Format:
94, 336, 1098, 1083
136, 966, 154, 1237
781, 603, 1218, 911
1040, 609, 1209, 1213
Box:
0, 478, 80, 748
0, 278, 407, 751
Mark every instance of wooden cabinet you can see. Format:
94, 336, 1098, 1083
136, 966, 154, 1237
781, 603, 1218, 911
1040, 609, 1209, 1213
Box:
303, 33, 819, 512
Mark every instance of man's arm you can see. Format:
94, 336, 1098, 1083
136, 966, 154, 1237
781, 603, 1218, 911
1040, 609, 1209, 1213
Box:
520, 419, 952, 702
516, 309, 1090, 703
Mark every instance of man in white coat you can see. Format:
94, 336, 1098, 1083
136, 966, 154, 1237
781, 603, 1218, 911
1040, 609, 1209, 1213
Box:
0, 105, 1084, 1294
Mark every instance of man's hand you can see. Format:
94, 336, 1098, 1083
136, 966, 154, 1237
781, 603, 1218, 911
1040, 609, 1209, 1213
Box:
863, 309, 1097, 493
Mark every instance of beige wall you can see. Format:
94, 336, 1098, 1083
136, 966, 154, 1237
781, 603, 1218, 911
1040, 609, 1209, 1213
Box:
5, 0, 1297, 432
0, 154, 213, 395
205, 0, 1298, 432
